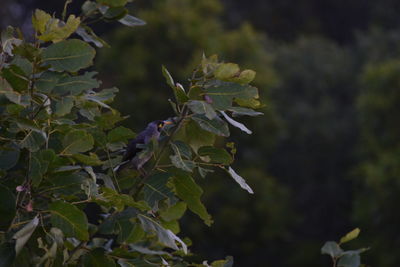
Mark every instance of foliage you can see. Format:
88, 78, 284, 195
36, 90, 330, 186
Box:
351, 56, 400, 266
321, 228, 369, 267
0, 1, 264, 266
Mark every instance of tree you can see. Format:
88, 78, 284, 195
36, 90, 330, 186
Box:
353, 58, 400, 266
0, 1, 264, 265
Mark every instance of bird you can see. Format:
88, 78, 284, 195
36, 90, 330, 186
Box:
114, 119, 173, 173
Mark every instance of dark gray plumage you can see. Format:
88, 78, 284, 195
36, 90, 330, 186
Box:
115, 120, 170, 172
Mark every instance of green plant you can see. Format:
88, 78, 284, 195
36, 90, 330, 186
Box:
0, 0, 263, 265
321, 228, 369, 267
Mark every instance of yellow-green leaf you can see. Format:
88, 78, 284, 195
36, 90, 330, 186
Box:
340, 228, 360, 244
214, 63, 240, 80
233, 69, 256, 84
32, 9, 51, 34
32, 10, 80, 42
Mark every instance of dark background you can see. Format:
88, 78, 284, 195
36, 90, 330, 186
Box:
2, 0, 400, 266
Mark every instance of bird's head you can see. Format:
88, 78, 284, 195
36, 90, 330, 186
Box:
149, 119, 173, 132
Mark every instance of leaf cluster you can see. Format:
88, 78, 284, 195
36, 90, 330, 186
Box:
321, 228, 369, 267
0, 1, 264, 266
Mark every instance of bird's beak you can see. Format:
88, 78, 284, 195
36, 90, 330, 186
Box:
163, 120, 173, 125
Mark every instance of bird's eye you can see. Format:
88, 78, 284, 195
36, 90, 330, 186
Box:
158, 123, 163, 128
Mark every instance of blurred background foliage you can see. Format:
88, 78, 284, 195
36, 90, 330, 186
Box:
1, 0, 400, 266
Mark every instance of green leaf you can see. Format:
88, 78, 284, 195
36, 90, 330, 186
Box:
171, 141, 192, 159
321, 241, 343, 258
97, 0, 128, 7
11, 56, 33, 76
211, 256, 234, 267
143, 173, 174, 209
19, 131, 46, 152
94, 111, 124, 130
192, 114, 230, 137
0, 184, 16, 230
99, 6, 127, 20
205, 81, 260, 110
198, 146, 233, 165
188, 100, 217, 119
6, 103, 24, 115
31, 149, 56, 187
72, 153, 103, 166
98, 208, 137, 236
160, 202, 187, 222
170, 141, 195, 172
82, 1, 98, 16
176, 119, 216, 152
138, 214, 187, 253
161, 66, 187, 103
85, 89, 117, 110
340, 228, 361, 244
98, 187, 150, 212
188, 86, 203, 100
228, 107, 263, 117
232, 69, 256, 84
220, 111, 252, 134
227, 167, 254, 194
46, 173, 86, 195
49, 201, 89, 241
1, 64, 29, 92
76, 26, 109, 48
129, 244, 169, 255
42, 39, 96, 72
170, 155, 196, 172
55, 96, 74, 116
15, 118, 44, 133
83, 248, 116, 267
0, 84, 31, 106
117, 259, 152, 267
169, 171, 212, 226
337, 252, 361, 267
214, 63, 240, 80
53, 71, 100, 95
119, 15, 146, 27
124, 224, 145, 244
36, 71, 63, 93
13, 216, 39, 255
107, 126, 136, 143
162, 65, 175, 88
62, 130, 94, 154
0, 145, 20, 170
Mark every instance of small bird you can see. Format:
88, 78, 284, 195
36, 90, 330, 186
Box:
114, 119, 172, 172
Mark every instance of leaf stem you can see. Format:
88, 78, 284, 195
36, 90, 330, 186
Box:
62, 0, 73, 21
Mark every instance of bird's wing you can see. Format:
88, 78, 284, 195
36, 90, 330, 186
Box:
122, 132, 146, 161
